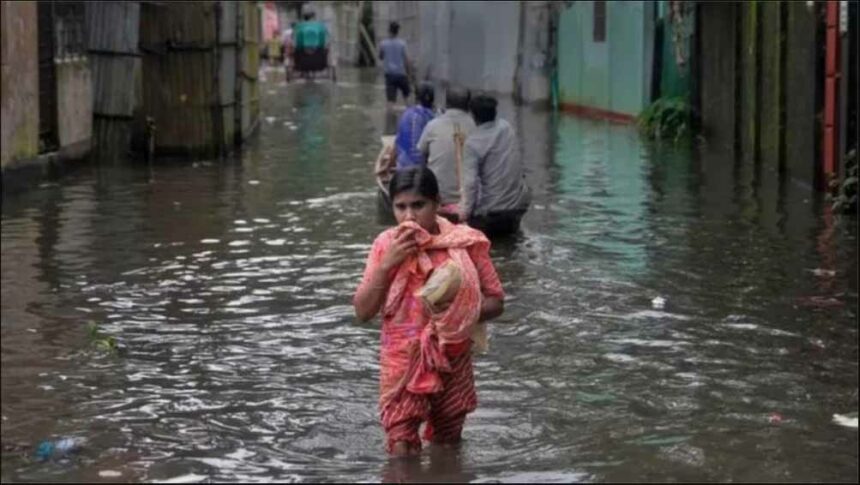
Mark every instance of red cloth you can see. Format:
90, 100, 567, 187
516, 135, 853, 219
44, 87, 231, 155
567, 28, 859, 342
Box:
355, 217, 504, 451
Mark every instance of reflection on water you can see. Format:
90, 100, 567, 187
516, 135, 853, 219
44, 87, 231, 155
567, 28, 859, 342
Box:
1, 67, 857, 482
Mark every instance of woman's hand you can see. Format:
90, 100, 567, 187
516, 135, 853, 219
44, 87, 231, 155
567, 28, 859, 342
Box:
381, 228, 418, 272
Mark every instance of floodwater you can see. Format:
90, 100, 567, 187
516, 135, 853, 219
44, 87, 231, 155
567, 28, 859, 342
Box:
1, 67, 857, 483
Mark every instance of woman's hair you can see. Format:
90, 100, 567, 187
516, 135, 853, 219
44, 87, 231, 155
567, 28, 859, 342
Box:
469, 94, 497, 125
389, 166, 440, 202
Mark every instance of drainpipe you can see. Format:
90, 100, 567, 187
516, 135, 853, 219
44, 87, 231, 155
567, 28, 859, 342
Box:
823, 0, 840, 186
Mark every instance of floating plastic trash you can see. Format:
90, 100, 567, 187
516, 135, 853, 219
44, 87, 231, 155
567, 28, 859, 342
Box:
34, 437, 82, 461
832, 413, 858, 428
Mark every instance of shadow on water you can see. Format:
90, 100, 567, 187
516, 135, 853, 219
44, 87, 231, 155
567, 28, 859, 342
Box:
1, 67, 857, 482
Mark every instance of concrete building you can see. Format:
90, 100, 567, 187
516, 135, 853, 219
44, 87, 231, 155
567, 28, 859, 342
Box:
1, 1, 92, 188
372, 1, 553, 104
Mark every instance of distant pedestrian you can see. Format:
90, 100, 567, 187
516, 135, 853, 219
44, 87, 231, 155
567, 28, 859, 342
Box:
459, 94, 531, 236
417, 87, 476, 221
379, 21, 411, 108
283, 21, 296, 67
395, 82, 435, 169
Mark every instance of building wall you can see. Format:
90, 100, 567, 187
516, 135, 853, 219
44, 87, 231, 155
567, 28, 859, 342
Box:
698, 2, 737, 153
375, 1, 550, 102
1, 1, 40, 170
558, 1, 655, 118
56, 58, 93, 156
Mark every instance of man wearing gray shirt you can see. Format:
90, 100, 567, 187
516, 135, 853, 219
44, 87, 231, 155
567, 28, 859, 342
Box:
459, 94, 531, 236
417, 87, 475, 219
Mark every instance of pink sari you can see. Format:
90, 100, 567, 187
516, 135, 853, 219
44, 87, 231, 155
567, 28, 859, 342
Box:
355, 216, 504, 450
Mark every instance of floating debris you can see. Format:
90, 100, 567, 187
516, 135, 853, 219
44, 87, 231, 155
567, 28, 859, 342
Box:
832, 413, 858, 428
651, 296, 666, 309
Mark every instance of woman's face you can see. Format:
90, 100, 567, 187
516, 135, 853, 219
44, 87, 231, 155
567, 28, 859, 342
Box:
392, 191, 438, 232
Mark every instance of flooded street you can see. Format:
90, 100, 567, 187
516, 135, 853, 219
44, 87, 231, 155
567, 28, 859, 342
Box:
1, 67, 857, 482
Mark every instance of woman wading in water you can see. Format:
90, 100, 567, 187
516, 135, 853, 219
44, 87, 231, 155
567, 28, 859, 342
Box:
353, 166, 505, 456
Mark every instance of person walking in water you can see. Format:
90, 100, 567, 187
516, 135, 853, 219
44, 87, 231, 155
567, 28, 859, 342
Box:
394, 82, 436, 169
353, 166, 505, 456
417, 87, 476, 221
379, 21, 411, 109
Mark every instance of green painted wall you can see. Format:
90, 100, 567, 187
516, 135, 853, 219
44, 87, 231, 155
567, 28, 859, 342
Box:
558, 1, 654, 116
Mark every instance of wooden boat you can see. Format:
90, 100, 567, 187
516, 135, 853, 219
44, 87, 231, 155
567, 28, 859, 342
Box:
374, 135, 396, 218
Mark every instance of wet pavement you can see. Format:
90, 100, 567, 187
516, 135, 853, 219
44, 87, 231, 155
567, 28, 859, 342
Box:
1, 67, 857, 482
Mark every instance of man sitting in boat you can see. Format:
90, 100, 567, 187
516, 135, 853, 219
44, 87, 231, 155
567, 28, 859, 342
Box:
459, 94, 531, 236
417, 87, 475, 222
394, 83, 436, 169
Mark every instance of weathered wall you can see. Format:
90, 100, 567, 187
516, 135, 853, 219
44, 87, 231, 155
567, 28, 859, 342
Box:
738, 1, 758, 165
375, 1, 550, 102
518, 1, 553, 103
87, 1, 141, 162
240, 0, 261, 141
698, 2, 737, 152
56, 59, 93, 156
1, 1, 40, 169
316, 1, 360, 66
759, 1, 783, 172
783, 2, 817, 187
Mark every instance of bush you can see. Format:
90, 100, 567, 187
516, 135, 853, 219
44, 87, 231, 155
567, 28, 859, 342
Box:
638, 97, 692, 143
829, 148, 857, 214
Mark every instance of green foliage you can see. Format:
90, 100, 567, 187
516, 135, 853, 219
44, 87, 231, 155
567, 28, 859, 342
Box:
829, 148, 857, 214
86, 321, 119, 355
638, 97, 692, 143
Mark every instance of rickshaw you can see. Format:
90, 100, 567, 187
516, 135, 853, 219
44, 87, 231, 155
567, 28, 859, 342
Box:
285, 46, 336, 82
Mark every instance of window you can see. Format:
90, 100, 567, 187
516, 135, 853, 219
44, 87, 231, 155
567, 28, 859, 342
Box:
594, 0, 606, 43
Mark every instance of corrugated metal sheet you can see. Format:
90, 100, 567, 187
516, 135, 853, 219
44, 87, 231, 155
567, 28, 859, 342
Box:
219, 0, 237, 43
219, 45, 237, 106
139, 1, 216, 47
141, 1, 214, 156
87, 1, 139, 160
86, 1, 138, 52
240, 1, 260, 139
137, 0, 257, 158
89, 56, 139, 116
143, 49, 216, 155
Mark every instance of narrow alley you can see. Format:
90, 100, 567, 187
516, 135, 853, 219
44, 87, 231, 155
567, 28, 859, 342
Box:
1, 65, 856, 482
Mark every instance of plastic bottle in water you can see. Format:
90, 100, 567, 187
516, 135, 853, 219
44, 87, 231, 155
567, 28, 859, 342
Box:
34, 437, 82, 461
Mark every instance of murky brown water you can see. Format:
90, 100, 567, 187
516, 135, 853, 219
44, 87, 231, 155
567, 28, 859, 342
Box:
2, 67, 857, 482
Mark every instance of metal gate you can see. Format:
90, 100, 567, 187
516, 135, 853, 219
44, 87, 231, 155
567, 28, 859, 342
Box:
37, 2, 58, 153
